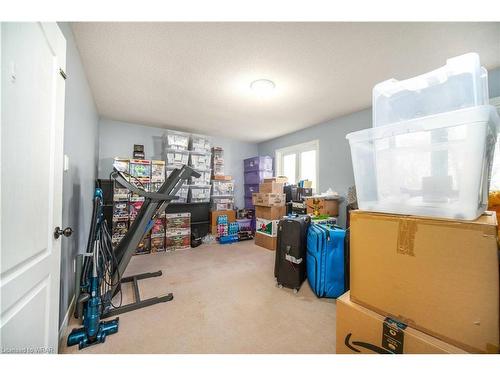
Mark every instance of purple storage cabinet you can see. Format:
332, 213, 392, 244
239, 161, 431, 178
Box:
244, 196, 254, 209
244, 156, 273, 172
244, 184, 260, 197
244, 170, 273, 185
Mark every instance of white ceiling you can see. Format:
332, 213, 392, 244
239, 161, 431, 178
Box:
71, 22, 500, 143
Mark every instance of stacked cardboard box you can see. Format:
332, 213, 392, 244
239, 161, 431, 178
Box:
336, 210, 500, 354
128, 159, 152, 255
111, 157, 170, 255
244, 156, 273, 209
210, 210, 236, 236
165, 213, 191, 251
253, 178, 286, 251
111, 158, 130, 249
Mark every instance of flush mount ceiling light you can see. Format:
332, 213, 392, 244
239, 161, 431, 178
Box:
250, 79, 276, 96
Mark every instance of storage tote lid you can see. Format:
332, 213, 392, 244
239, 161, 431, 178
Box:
373, 53, 489, 127
346, 105, 499, 143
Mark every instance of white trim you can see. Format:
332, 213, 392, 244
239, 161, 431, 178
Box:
275, 140, 320, 191
58, 295, 75, 352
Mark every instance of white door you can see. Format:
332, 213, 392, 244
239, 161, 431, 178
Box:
0, 22, 66, 354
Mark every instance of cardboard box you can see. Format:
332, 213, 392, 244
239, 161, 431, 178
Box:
151, 237, 165, 253
212, 175, 232, 181
151, 160, 166, 183
255, 205, 286, 220
336, 292, 467, 354
252, 193, 286, 207
254, 231, 277, 251
165, 212, 191, 230
350, 210, 499, 353
259, 182, 284, 194
305, 197, 339, 217
210, 210, 236, 234
256, 218, 279, 237
165, 228, 191, 251
263, 176, 288, 184
151, 218, 165, 237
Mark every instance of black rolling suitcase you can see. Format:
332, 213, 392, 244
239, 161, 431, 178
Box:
274, 216, 311, 293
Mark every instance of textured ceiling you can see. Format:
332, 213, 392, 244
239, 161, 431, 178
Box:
71, 22, 500, 142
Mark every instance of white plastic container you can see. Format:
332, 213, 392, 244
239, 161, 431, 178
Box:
211, 180, 234, 197
188, 184, 211, 203
173, 186, 189, 203
346, 105, 499, 220
189, 150, 211, 170
190, 169, 212, 185
164, 148, 190, 165
163, 130, 190, 150
373, 53, 489, 127
190, 134, 212, 153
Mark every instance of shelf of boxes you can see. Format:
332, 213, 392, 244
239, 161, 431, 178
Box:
211, 179, 235, 211
190, 133, 212, 153
188, 184, 212, 203
244, 156, 273, 209
211, 147, 224, 178
163, 130, 190, 151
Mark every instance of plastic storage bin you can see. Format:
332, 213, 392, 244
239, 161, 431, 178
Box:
190, 134, 212, 153
189, 151, 211, 170
172, 186, 189, 203
244, 196, 254, 209
212, 180, 234, 196
190, 169, 211, 185
346, 105, 499, 220
244, 184, 259, 197
213, 162, 224, 177
244, 156, 273, 172
236, 218, 253, 232
373, 53, 489, 128
244, 170, 273, 185
164, 148, 190, 165
188, 185, 211, 203
163, 130, 190, 150
211, 196, 234, 211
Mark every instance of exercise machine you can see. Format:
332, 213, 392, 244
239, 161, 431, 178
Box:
67, 164, 199, 349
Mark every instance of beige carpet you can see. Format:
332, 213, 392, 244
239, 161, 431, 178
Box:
61, 241, 337, 354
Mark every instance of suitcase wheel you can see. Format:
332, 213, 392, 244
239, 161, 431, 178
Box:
293, 288, 299, 294
276, 283, 283, 289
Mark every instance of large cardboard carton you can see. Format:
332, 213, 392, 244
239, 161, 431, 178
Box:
210, 210, 236, 234
252, 193, 286, 207
255, 232, 277, 251
256, 218, 279, 237
305, 197, 339, 217
255, 205, 286, 220
263, 176, 288, 184
350, 210, 499, 353
259, 182, 284, 194
336, 292, 467, 354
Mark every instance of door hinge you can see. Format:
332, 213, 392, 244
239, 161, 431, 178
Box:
59, 68, 67, 80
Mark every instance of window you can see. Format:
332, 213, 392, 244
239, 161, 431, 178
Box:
275, 140, 319, 191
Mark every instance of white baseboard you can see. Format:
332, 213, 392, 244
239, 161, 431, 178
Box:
58, 295, 75, 352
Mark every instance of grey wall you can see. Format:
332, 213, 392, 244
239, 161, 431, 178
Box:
258, 109, 371, 227
258, 67, 500, 228
98, 118, 258, 208
489, 67, 500, 98
58, 23, 99, 328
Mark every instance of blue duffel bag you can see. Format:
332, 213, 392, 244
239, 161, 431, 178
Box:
306, 223, 348, 298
